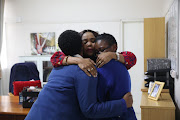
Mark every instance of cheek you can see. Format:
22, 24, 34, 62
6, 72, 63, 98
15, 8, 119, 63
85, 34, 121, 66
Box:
82, 44, 87, 53
82, 44, 87, 49
92, 43, 95, 49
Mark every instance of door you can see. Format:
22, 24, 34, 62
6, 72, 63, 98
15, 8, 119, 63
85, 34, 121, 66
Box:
121, 20, 144, 114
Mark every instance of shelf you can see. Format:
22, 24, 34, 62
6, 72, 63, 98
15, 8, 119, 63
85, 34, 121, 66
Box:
19, 56, 52, 87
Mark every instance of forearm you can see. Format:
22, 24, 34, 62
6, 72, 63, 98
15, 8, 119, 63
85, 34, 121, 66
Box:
75, 70, 127, 119
51, 51, 84, 67
96, 51, 136, 69
50, 51, 66, 67
83, 99, 127, 118
120, 51, 137, 70
111, 51, 137, 69
62, 56, 82, 65
110, 52, 125, 64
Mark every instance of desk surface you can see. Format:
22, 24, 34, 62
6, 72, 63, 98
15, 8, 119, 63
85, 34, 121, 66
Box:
0, 96, 30, 115
140, 92, 175, 109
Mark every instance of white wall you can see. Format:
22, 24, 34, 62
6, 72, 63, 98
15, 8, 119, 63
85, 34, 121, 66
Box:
3, 0, 174, 65
5, 0, 173, 23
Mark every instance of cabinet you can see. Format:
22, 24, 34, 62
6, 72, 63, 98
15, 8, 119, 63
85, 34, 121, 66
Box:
140, 92, 175, 120
19, 56, 53, 87
144, 17, 165, 72
141, 81, 175, 120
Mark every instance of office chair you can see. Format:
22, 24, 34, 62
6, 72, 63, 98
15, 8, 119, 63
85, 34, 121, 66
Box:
9, 62, 41, 95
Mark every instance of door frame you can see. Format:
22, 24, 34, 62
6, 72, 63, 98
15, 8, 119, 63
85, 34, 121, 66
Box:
120, 19, 144, 52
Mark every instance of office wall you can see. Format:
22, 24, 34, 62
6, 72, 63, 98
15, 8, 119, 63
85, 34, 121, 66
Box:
165, 0, 180, 119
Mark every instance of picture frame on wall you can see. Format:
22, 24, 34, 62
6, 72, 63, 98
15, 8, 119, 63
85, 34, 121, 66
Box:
31, 32, 56, 55
148, 81, 165, 101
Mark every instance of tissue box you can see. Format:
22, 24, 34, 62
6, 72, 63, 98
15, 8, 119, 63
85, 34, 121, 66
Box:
21, 87, 42, 108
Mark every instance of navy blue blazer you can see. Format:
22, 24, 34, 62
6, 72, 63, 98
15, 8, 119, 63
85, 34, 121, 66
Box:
97, 60, 137, 120
25, 65, 127, 120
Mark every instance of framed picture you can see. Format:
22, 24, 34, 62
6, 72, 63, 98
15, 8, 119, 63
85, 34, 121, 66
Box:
148, 81, 154, 94
148, 81, 165, 101
31, 32, 56, 55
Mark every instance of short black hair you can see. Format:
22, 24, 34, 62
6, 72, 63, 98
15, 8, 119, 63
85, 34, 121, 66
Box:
96, 33, 117, 46
79, 29, 99, 38
58, 30, 82, 56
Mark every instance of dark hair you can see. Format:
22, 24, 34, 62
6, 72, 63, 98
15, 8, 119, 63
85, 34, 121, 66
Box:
79, 29, 99, 38
95, 33, 117, 46
58, 30, 82, 56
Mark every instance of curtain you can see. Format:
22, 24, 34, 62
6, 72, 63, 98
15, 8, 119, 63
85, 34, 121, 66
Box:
0, 0, 5, 59
0, 0, 5, 95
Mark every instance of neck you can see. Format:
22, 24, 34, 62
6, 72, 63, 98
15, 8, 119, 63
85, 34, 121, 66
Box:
73, 54, 83, 58
83, 55, 96, 62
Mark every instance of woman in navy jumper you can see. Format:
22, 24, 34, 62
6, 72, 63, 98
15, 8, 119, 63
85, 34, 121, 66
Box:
25, 30, 133, 120
95, 33, 137, 120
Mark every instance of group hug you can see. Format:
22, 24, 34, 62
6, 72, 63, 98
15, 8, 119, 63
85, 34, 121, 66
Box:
25, 29, 137, 120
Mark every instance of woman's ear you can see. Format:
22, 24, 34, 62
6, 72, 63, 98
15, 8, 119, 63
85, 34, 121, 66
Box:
112, 44, 117, 52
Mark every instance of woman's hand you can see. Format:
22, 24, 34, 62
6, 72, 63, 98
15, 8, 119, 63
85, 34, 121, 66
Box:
78, 58, 97, 77
123, 92, 133, 108
96, 52, 116, 68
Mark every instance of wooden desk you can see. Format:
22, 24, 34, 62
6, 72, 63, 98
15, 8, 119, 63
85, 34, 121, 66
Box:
140, 92, 175, 120
0, 96, 30, 120
141, 81, 169, 93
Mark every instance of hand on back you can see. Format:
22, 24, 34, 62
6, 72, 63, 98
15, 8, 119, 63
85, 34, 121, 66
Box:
96, 52, 116, 68
78, 58, 97, 77
123, 92, 133, 108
